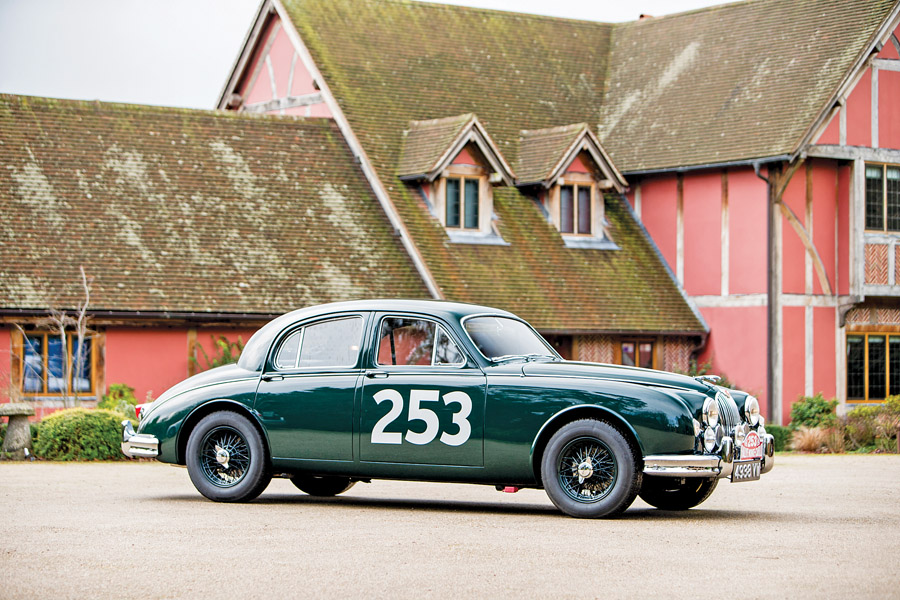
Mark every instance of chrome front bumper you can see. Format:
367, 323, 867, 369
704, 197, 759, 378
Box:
643, 434, 775, 479
121, 420, 159, 459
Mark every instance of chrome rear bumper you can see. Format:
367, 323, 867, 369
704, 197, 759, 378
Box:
644, 434, 775, 479
121, 420, 159, 459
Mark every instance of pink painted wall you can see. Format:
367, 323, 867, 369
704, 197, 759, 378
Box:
452, 146, 477, 166
696, 306, 768, 409
782, 306, 806, 425
815, 112, 840, 145
625, 188, 636, 211
877, 31, 900, 60
879, 69, 900, 149
837, 164, 851, 296
845, 68, 872, 147
192, 328, 258, 373
781, 171, 807, 295
105, 328, 191, 403
682, 172, 721, 295
811, 161, 838, 295
813, 306, 836, 399
639, 175, 678, 273
238, 16, 332, 118
565, 153, 590, 174
728, 168, 768, 294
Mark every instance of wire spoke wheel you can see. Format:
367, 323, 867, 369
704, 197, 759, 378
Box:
557, 436, 618, 503
199, 426, 252, 488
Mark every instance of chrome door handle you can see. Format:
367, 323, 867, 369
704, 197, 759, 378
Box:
262, 374, 284, 382
366, 371, 388, 379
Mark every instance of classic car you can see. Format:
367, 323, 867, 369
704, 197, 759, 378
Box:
122, 299, 774, 518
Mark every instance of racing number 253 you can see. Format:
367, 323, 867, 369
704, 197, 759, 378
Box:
371, 389, 472, 446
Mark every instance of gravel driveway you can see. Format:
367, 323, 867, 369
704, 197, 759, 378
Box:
1, 453, 898, 599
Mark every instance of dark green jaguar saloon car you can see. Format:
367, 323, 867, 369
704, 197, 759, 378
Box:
122, 299, 774, 518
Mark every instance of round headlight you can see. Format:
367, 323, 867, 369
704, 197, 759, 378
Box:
703, 426, 718, 452
702, 397, 719, 428
744, 395, 761, 426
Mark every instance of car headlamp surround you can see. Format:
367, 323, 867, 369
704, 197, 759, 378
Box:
702, 397, 719, 428
744, 395, 761, 426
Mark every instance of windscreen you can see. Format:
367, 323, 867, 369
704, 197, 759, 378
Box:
463, 316, 556, 361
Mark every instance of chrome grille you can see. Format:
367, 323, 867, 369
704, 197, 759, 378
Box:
716, 390, 742, 430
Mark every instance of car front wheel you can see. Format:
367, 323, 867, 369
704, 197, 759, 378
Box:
186, 411, 272, 502
639, 476, 718, 510
540, 419, 641, 518
290, 474, 356, 496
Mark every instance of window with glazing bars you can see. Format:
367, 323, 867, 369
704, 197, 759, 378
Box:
445, 177, 479, 230
21, 333, 93, 395
559, 184, 592, 235
865, 164, 900, 232
846, 333, 900, 402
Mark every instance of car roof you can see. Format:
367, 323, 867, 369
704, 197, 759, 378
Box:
277, 298, 518, 324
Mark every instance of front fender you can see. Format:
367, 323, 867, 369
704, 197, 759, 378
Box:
138, 378, 259, 463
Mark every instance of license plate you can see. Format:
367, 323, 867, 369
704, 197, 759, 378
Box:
732, 460, 761, 482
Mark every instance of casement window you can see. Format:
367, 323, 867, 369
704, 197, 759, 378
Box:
20, 332, 96, 396
616, 339, 656, 369
274, 317, 364, 370
445, 176, 480, 230
436, 164, 489, 233
559, 183, 593, 235
864, 164, 900, 232
548, 173, 602, 238
846, 333, 900, 402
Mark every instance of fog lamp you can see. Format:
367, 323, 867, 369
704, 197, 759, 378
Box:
703, 426, 719, 452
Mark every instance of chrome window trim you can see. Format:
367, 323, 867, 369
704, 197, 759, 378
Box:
271, 314, 365, 373
460, 313, 560, 362
374, 315, 468, 369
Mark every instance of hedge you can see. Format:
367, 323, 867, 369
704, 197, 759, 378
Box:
33, 408, 132, 461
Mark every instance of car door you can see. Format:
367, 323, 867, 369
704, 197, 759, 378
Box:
253, 313, 366, 462
359, 314, 485, 467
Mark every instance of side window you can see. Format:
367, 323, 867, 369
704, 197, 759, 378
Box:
274, 317, 363, 370
377, 317, 465, 367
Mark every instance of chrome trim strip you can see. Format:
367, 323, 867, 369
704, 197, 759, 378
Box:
643, 455, 721, 477
121, 420, 159, 459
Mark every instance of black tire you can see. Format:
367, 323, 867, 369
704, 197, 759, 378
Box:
186, 411, 272, 502
289, 474, 356, 496
639, 476, 718, 510
540, 419, 641, 518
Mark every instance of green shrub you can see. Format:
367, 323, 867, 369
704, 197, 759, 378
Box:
842, 397, 900, 452
789, 393, 838, 429
0, 422, 40, 450
765, 424, 792, 452
191, 335, 244, 372
33, 408, 131, 461
98, 383, 139, 419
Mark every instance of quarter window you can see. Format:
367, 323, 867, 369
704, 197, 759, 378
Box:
274, 317, 363, 370
865, 164, 900, 232
847, 333, 900, 402
377, 317, 465, 367
20, 332, 94, 395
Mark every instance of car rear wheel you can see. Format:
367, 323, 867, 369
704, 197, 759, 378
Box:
289, 474, 356, 496
639, 476, 718, 510
186, 411, 271, 502
540, 419, 641, 518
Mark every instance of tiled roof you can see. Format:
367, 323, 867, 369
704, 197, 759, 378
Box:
397, 114, 474, 178
515, 123, 589, 186
281, 0, 705, 333
0, 94, 430, 315
599, 0, 897, 172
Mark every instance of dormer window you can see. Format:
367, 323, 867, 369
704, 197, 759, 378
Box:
397, 114, 515, 244
515, 123, 627, 248
445, 173, 480, 230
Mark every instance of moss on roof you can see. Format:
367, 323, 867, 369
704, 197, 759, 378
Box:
397, 113, 474, 178
599, 0, 896, 171
281, 0, 704, 333
0, 94, 430, 314
516, 123, 590, 185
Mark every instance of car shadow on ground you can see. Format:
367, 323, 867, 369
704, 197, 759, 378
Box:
154, 492, 779, 521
